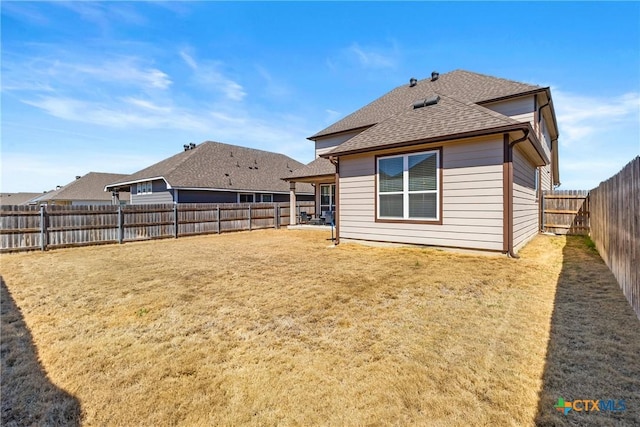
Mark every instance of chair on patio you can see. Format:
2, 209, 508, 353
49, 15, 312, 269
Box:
299, 211, 310, 224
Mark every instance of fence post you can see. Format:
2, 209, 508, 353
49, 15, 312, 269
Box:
173, 204, 179, 238
274, 204, 279, 229
117, 205, 124, 244
217, 206, 221, 234
248, 205, 252, 231
39, 205, 48, 251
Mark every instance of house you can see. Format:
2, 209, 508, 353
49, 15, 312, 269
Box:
0, 193, 43, 206
29, 172, 130, 206
285, 69, 560, 255
105, 141, 314, 204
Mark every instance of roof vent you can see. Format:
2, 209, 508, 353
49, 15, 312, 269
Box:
183, 144, 190, 151
76, 175, 81, 180
409, 77, 417, 87
189, 142, 196, 149
431, 71, 439, 81
413, 95, 440, 109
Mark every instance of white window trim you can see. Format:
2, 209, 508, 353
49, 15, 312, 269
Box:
377, 150, 440, 221
259, 194, 273, 203
320, 184, 336, 212
136, 181, 153, 195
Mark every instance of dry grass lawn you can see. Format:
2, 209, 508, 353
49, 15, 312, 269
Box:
1, 229, 639, 426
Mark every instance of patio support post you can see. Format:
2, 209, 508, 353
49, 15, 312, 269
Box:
289, 181, 297, 225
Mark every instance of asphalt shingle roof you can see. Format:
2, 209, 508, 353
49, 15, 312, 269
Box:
311, 69, 542, 139
107, 141, 314, 194
327, 95, 524, 155
35, 172, 131, 202
0, 193, 43, 205
285, 157, 335, 180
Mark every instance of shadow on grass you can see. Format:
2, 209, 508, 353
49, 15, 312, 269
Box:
1, 277, 81, 426
535, 236, 640, 426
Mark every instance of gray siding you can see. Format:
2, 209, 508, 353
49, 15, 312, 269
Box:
339, 136, 505, 251
131, 191, 173, 205
512, 146, 539, 251
130, 179, 173, 204
177, 190, 237, 203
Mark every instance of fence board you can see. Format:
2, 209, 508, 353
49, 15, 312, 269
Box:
542, 190, 590, 235
589, 156, 639, 319
0, 201, 315, 253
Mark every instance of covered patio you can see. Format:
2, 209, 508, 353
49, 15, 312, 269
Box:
283, 157, 336, 226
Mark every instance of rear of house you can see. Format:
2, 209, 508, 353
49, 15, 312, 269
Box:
287, 70, 560, 254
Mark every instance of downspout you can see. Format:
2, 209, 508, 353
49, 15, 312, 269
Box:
505, 129, 530, 259
329, 155, 339, 245
537, 102, 550, 124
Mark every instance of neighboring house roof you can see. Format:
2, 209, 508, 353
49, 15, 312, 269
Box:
0, 192, 43, 205
310, 69, 545, 140
326, 94, 537, 157
33, 172, 131, 203
106, 141, 314, 194
285, 157, 336, 180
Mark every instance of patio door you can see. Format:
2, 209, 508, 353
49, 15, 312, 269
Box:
320, 184, 335, 214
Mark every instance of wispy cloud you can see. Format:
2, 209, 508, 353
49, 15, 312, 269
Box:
55, 1, 147, 27
180, 50, 198, 71
553, 88, 640, 189
0, 2, 51, 25
554, 89, 640, 146
347, 43, 397, 69
179, 48, 246, 101
2, 53, 172, 93
22, 96, 209, 131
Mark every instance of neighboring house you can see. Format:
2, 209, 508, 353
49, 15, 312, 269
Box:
29, 172, 131, 206
286, 69, 560, 255
0, 193, 43, 206
106, 141, 314, 204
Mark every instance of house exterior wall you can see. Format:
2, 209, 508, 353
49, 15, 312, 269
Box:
130, 179, 173, 204
315, 130, 364, 158
177, 190, 237, 203
338, 136, 505, 251
131, 184, 313, 205
512, 145, 539, 251
484, 96, 535, 126
539, 115, 553, 191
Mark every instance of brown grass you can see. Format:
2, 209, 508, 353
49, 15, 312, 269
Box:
1, 229, 638, 426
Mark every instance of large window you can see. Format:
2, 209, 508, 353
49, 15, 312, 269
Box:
377, 150, 439, 221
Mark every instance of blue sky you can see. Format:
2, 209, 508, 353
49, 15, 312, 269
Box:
2, 1, 639, 193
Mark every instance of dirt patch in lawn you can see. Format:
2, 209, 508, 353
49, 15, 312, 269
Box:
1, 230, 638, 426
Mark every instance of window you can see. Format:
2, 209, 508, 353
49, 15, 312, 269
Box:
259, 194, 273, 203
534, 168, 540, 199
136, 181, 153, 195
377, 150, 439, 221
320, 184, 335, 213
239, 193, 254, 203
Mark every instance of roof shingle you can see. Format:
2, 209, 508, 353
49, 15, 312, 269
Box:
35, 172, 131, 202
326, 95, 524, 156
311, 69, 542, 139
285, 157, 336, 180
107, 141, 314, 194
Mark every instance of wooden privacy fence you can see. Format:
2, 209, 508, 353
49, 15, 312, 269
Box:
589, 156, 639, 319
542, 190, 590, 235
0, 201, 315, 253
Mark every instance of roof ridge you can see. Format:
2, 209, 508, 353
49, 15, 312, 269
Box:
447, 69, 541, 89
